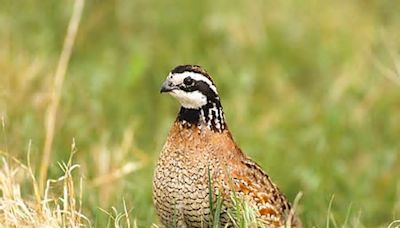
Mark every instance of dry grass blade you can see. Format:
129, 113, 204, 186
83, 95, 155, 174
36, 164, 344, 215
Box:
0, 147, 90, 227
372, 32, 400, 85
388, 220, 400, 228
285, 191, 303, 228
90, 162, 142, 187
98, 203, 134, 228
39, 0, 85, 194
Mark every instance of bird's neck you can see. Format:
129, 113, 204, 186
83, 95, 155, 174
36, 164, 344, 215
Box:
177, 101, 226, 133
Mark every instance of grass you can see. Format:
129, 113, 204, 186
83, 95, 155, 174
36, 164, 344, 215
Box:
0, 149, 135, 227
0, 148, 91, 227
1, 0, 400, 227
227, 192, 261, 228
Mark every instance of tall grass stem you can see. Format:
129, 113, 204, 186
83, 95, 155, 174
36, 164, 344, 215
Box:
39, 0, 85, 194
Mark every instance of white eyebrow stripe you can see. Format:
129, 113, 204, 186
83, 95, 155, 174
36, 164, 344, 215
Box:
169, 72, 218, 94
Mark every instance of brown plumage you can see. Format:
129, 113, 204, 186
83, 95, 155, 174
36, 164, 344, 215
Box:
153, 65, 301, 227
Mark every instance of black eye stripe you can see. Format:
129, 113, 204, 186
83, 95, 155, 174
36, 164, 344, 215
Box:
179, 80, 218, 100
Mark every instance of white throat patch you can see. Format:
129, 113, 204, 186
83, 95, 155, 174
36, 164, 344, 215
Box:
170, 90, 207, 109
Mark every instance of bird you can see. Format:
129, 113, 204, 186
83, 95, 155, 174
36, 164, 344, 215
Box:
153, 65, 301, 227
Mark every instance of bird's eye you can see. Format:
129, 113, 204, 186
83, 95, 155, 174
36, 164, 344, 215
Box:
183, 77, 194, 86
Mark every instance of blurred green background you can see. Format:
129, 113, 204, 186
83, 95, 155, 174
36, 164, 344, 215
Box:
1, 0, 400, 227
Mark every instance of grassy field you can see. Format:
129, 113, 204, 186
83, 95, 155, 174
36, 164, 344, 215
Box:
1, 0, 400, 227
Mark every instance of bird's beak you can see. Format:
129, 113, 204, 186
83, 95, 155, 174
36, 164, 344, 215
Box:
160, 79, 176, 93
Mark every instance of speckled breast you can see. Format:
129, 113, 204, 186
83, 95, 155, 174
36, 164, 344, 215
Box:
153, 145, 214, 227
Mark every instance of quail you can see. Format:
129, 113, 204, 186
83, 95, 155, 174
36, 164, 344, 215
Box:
153, 65, 301, 227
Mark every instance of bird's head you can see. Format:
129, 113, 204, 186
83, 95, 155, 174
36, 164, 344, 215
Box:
160, 65, 220, 109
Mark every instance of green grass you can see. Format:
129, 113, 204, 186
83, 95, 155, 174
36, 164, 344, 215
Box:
1, 0, 400, 227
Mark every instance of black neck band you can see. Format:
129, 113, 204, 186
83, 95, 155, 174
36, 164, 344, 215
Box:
177, 101, 226, 132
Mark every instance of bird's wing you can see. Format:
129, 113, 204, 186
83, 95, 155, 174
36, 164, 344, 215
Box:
228, 155, 293, 225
